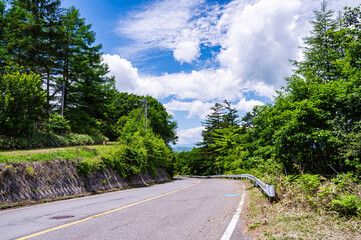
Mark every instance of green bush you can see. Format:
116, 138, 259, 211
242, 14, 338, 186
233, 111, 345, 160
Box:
46, 114, 71, 134
74, 127, 173, 178
330, 194, 361, 216
0, 72, 45, 136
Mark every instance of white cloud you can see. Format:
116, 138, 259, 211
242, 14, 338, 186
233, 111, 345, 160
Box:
138, 68, 241, 100
177, 126, 205, 145
217, 0, 302, 90
235, 97, 264, 112
164, 98, 265, 119
173, 41, 200, 63
102, 54, 139, 92
164, 100, 213, 119
102, 55, 278, 100
117, 0, 207, 61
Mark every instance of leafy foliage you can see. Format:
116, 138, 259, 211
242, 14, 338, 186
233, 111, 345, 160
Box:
104, 93, 177, 144
74, 109, 174, 178
0, 71, 45, 136
46, 114, 71, 135
77, 119, 173, 178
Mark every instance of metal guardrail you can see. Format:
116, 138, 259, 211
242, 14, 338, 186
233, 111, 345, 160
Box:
184, 174, 275, 200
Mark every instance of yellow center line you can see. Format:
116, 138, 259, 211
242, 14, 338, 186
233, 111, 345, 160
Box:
17, 179, 201, 240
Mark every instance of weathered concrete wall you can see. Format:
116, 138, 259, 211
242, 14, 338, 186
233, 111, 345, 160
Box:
0, 160, 171, 206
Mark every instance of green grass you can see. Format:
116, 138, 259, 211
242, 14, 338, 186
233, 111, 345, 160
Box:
0, 142, 118, 155
0, 145, 119, 163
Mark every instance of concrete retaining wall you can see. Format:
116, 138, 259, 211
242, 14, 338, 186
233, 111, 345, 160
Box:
0, 160, 171, 206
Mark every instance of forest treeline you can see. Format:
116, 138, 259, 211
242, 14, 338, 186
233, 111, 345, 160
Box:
0, 0, 177, 150
175, 3, 361, 178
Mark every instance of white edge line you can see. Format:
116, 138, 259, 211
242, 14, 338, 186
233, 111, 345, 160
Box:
220, 184, 246, 240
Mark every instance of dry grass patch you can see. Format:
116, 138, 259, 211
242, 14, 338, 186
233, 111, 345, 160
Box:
243, 183, 361, 240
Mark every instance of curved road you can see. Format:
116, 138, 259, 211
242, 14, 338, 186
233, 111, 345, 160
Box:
0, 178, 248, 240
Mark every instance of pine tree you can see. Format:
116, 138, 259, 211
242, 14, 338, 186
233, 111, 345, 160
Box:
200, 102, 224, 147
293, 0, 341, 82
3, 0, 64, 113
57, 7, 115, 134
222, 100, 240, 128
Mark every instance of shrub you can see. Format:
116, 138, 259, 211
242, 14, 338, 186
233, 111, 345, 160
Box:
0, 72, 45, 136
330, 194, 361, 216
46, 114, 71, 135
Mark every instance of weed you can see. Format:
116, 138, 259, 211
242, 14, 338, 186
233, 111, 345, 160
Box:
25, 166, 34, 176
331, 194, 361, 216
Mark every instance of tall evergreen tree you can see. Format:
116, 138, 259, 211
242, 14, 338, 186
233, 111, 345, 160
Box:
200, 102, 224, 147
3, 0, 64, 113
293, 0, 341, 82
58, 6, 114, 134
222, 100, 240, 128
197, 101, 241, 174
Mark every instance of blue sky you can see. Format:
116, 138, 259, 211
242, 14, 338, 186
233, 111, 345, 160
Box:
62, 0, 360, 147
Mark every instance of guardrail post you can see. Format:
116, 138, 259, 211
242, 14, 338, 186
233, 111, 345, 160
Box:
268, 185, 275, 198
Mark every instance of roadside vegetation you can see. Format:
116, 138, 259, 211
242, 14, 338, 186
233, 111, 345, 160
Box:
174, 2, 361, 237
245, 182, 361, 239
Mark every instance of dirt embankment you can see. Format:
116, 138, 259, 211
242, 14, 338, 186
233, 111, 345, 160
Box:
0, 160, 170, 207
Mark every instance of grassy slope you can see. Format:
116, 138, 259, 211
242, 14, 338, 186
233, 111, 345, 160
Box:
243, 182, 361, 240
0, 142, 118, 155
0, 144, 119, 163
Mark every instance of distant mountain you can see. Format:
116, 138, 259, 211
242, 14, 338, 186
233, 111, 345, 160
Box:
172, 146, 193, 153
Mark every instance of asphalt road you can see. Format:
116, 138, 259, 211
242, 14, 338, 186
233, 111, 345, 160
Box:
0, 178, 248, 240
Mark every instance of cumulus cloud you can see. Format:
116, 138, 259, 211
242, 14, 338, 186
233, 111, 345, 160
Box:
139, 68, 240, 100
235, 97, 264, 112
177, 126, 205, 145
217, 0, 302, 90
102, 54, 139, 92
164, 100, 213, 119
173, 41, 200, 63
103, 54, 278, 100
